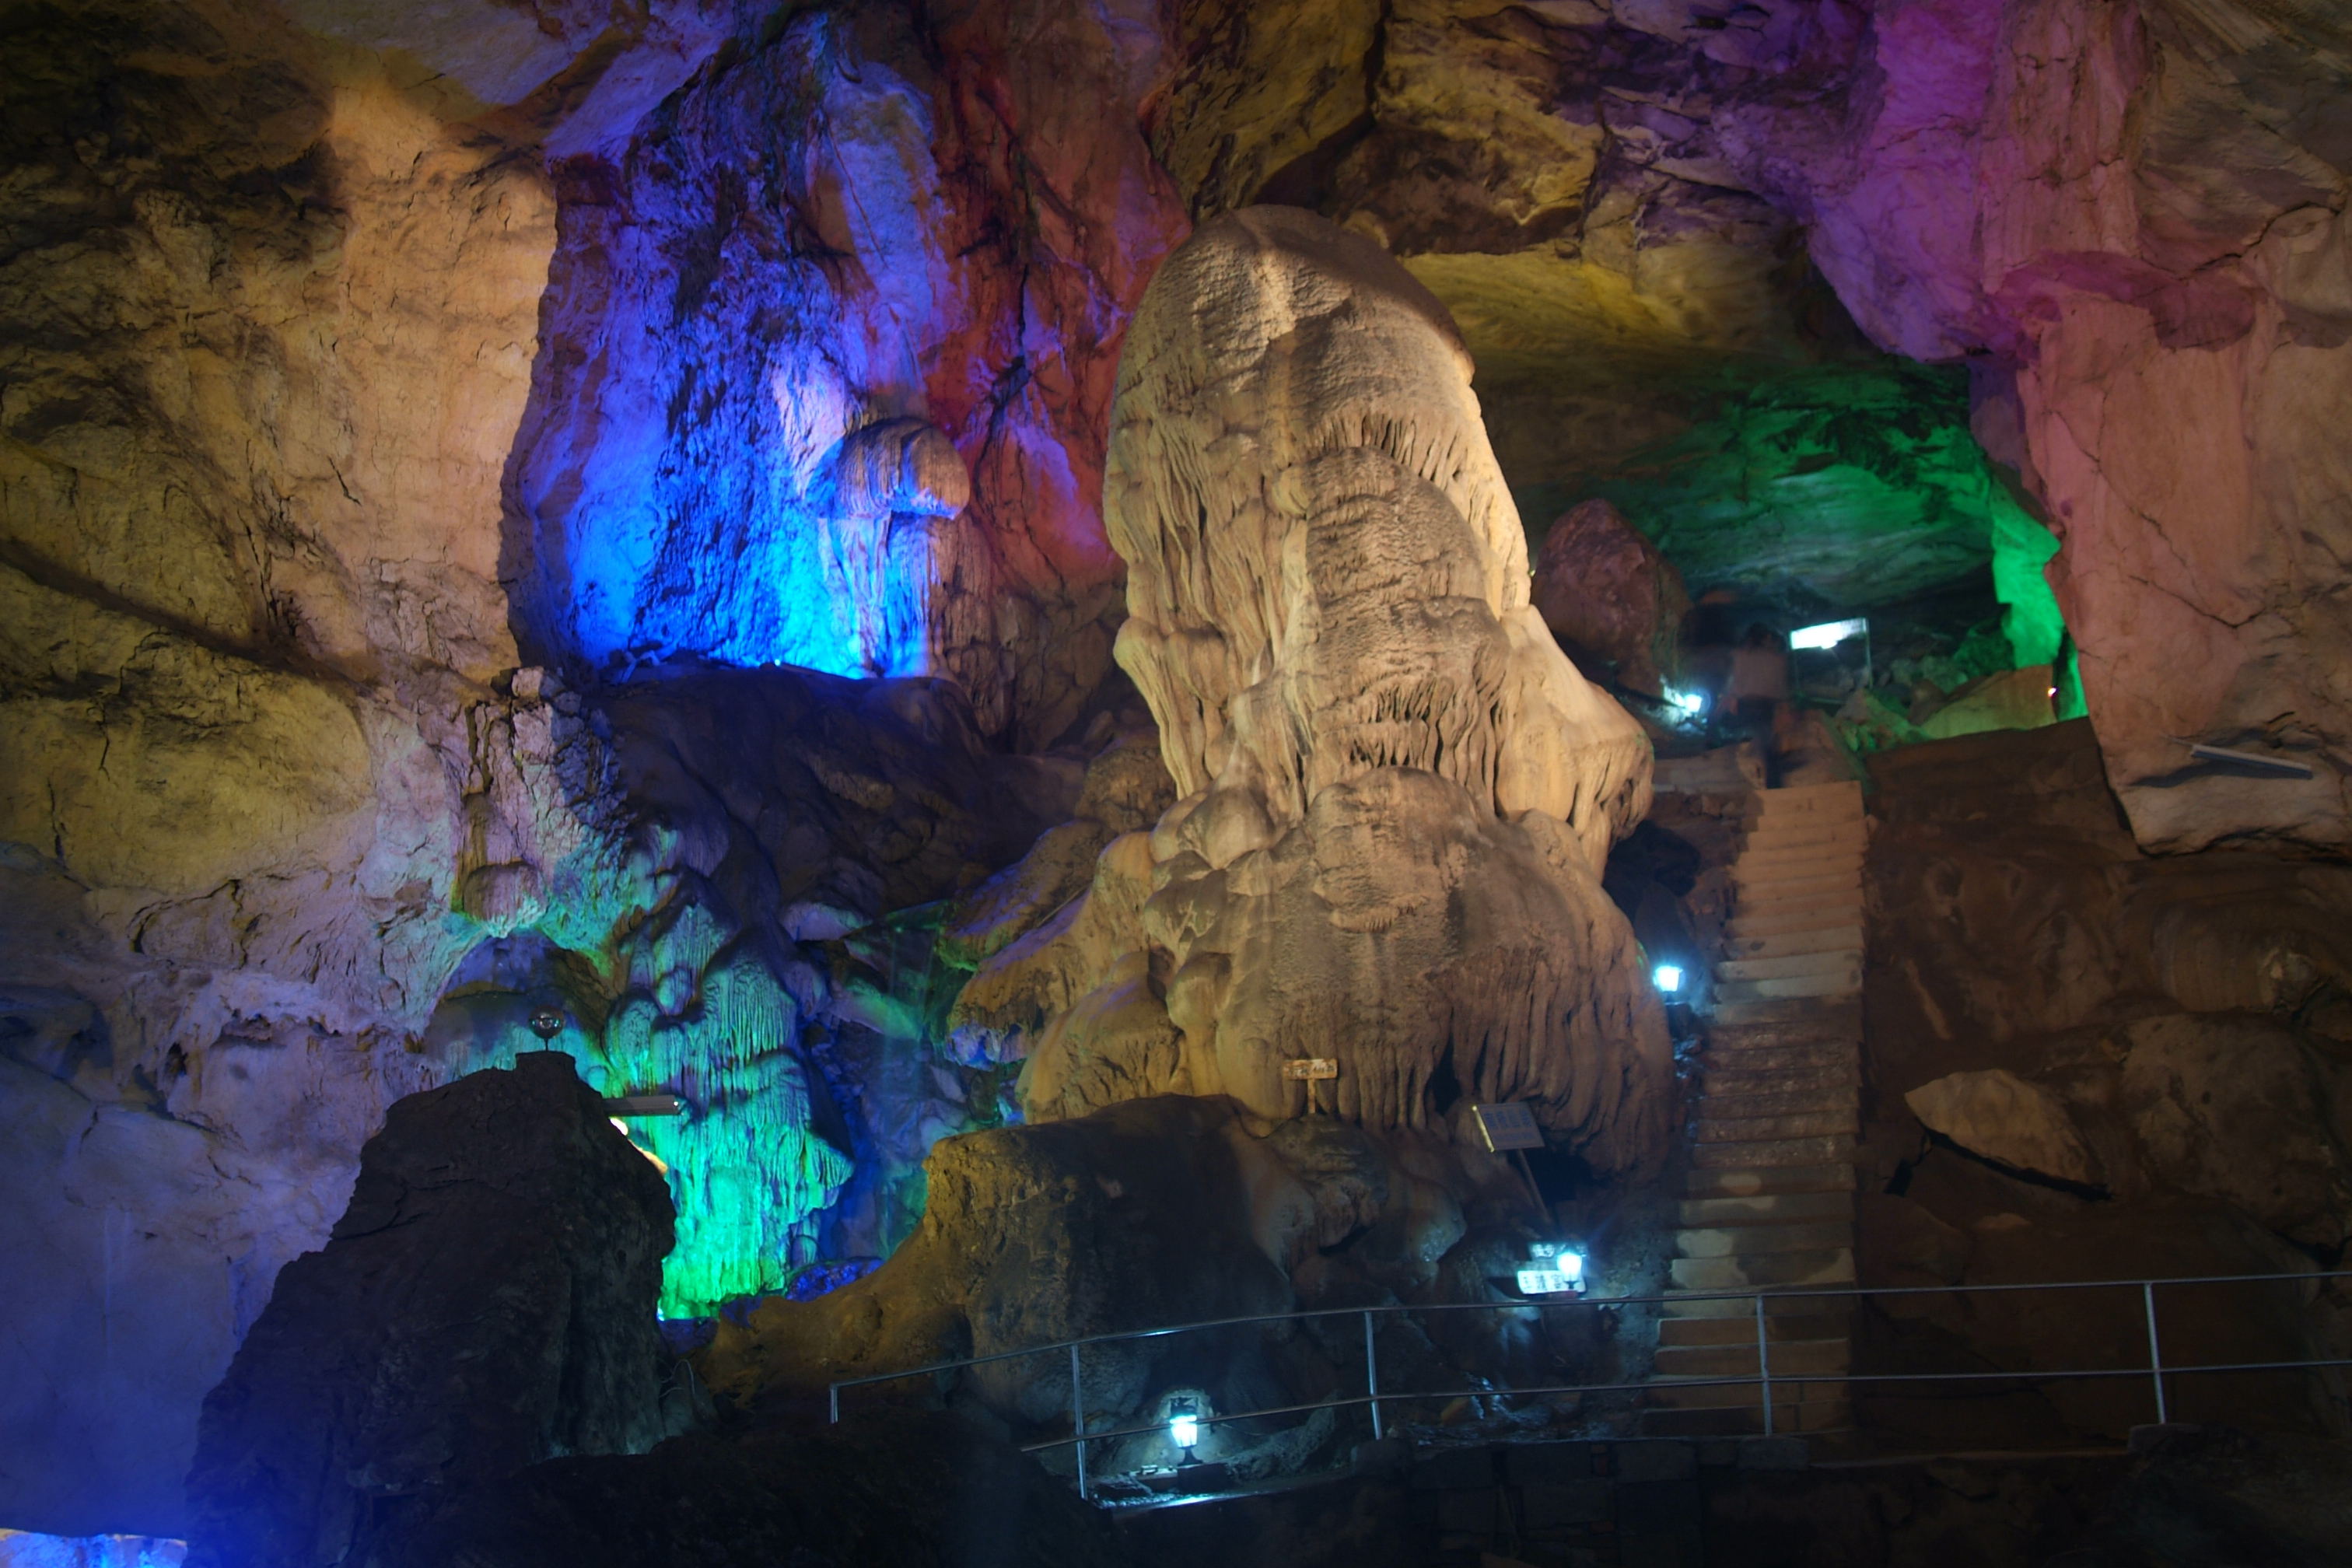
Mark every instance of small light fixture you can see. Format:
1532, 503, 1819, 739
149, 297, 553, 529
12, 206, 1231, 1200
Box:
1653, 963, 1685, 994
527, 1006, 565, 1043
1167, 1396, 1202, 1463
1790, 618, 1867, 651
1517, 1242, 1587, 1296
1665, 688, 1705, 717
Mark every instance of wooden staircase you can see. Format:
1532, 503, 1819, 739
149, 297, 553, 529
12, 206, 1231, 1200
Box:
1649, 781, 1866, 1437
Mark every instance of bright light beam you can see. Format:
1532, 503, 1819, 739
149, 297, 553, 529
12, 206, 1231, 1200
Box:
1790, 618, 1867, 651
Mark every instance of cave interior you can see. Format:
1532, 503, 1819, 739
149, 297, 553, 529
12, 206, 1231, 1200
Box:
4, 1, 2351, 1565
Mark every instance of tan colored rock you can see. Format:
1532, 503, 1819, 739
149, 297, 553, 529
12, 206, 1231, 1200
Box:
957, 209, 1671, 1173
1531, 498, 1691, 697
1906, 1069, 2103, 1189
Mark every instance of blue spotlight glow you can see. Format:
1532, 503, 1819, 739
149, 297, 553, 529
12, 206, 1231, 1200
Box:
1653, 963, 1685, 994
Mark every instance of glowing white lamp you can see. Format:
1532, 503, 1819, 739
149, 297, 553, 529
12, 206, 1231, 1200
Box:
1790, 618, 1867, 651
1517, 1244, 1587, 1295
1653, 963, 1685, 994
1167, 1396, 1202, 1462
1666, 688, 1705, 716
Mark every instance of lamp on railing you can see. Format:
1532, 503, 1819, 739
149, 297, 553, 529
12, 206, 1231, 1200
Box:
1167, 1395, 1202, 1465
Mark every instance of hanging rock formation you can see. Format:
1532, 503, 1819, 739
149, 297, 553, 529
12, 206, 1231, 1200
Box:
1533, 498, 1692, 698
954, 208, 1671, 1172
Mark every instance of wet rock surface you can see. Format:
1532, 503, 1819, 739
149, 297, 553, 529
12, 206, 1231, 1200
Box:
185, 1053, 675, 1568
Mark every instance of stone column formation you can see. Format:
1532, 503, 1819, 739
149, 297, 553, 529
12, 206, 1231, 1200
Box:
958, 208, 1672, 1174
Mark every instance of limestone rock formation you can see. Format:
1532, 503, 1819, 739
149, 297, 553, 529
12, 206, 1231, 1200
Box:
953, 209, 1671, 1171
1531, 499, 1692, 697
185, 1054, 675, 1568
1905, 1069, 2104, 1189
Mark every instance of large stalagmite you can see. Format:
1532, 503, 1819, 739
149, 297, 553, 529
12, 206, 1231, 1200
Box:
957, 208, 1671, 1172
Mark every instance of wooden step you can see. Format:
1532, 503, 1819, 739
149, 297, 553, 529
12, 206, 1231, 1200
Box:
1759, 808, 1863, 831
1660, 1286, 1854, 1320
1654, 1339, 1852, 1379
1726, 906, 1866, 941
1715, 947, 1862, 983
1673, 1221, 1854, 1259
1678, 1189, 1854, 1227
1669, 1248, 1855, 1292
1695, 1108, 1855, 1143
1696, 1086, 1857, 1119
1740, 821, 1867, 853
1702, 1045, 1857, 1077
1713, 971, 1862, 1004
1708, 1006, 1862, 1043
1734, 882, 1864, 918
1659, 1311, 1853, 1347
1691, 1132, 1856, 1169
1732, 863, 1863, 894
1714, 995, 1864, 1027
1737, 835, 1865, 865
1754, 782, 1864, 814
1683, 1162, 1853, 1199
1723, 926, 1867, 962
1641, 1398, 1853, 1437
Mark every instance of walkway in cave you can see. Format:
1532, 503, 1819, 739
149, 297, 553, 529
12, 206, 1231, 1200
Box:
1650, 781, 1866, 1437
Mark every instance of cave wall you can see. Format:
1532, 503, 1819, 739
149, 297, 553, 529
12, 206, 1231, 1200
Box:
508, 0, 1185, 745
1746, 0, 2352, 849
0, 0, 1164, 1533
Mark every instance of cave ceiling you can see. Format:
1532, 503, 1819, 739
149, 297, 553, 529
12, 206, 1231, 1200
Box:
1150, 0, 2035, 618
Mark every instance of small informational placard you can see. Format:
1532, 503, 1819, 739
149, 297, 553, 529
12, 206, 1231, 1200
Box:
1281, 1058, 1339, 1081
604, 1094, 687, 1118
1471, 1101, 1543, 1153
1515, 1268, 1580, 1297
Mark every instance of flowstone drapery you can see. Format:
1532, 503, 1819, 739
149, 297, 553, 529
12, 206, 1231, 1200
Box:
956, 208, 1672, 1173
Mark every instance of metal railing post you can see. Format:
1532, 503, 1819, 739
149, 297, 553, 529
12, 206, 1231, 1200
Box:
1069, 1342, 1088, 1500
1363, 1309, 1383, 1441
2143, 1280, 2168, 1425
828, 1383, 839, 1425
1755, 1291, 1774, 1437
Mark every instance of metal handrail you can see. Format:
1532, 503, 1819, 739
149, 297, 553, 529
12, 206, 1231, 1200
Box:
825, 1269, 2352, 1499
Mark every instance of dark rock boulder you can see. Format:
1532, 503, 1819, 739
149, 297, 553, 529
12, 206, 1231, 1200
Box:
2064, 1426, 2352, 1568
380, 1409, 1115, 1568
185, 1052, 675, 1568
1531, 499, 1690, 698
